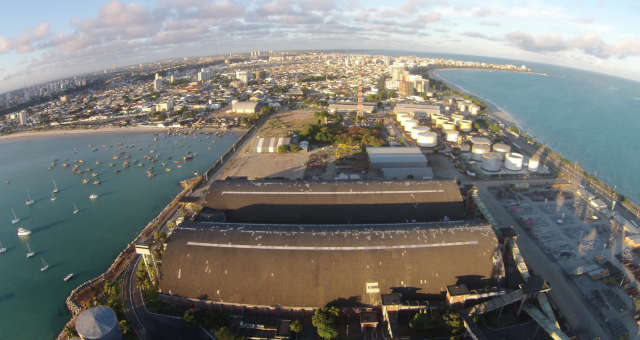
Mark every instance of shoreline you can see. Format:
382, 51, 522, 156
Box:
0, 125, 231, 142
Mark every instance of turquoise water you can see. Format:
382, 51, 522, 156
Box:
0, 130, 239, 339
434, 65, 640, 202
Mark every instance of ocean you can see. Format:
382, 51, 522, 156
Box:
0, 130, 239, 339
431, 62, 640, 202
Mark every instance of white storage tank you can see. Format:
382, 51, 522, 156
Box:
442, 122, 456, 131
481, 152, 502, 172
470, 136, 491, 146
452, 114, 464, 123
410, 126, 430, 140
492, 143, 511, 157
435, 117, 447, 128
528, 156, 540, 172
403, 119, 418, 132
458, 120, 473, 132
444, 129, 459, 143
256, 137, 265, 153
417, 131, 438, 147
397, 113, 410, 123
505, 152, 524, 171
471, 143, 491, 160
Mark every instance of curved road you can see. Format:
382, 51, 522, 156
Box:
122, 255, 212, 340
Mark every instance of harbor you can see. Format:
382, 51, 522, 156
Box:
0, 128, 240, 339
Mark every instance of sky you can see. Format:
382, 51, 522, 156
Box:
2, 0, 640, 93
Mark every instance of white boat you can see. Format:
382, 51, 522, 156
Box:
25, 191, 34, 206
40, 257, 49, 272
50, 194, 57, 202
11, 208, 20, 224
89, 193, 99, 200
64, 273, 74, 282
17, 227, 31, 237
52, 180, 59, 194
0, 241, 6, 254
26, 243, 35, 258
73, 203, 80, 215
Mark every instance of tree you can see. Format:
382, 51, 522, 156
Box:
120, 320, 130, 335
312, 307, 340, 340
441, 310, 463, 335
290, 319, 303, 336
215, 326, 246, 340
183, 308, 198, 326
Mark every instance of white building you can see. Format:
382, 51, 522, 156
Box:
231, 101, 259, 114
153, 78, 163, 91
198, 68, 212, 82
18, 111, 28, 125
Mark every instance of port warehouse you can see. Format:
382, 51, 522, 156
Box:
159, 222, 502, 308
203, 179, 465, 224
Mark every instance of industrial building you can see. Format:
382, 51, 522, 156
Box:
74, 306, 121, 340
255, 136, 292, 153
394, 103, 441, 117
230, 101, 259, 114
204, 179, 465, 224
159, 222, 502, 308
367, 147, 433, 180
328, 102, 375, 114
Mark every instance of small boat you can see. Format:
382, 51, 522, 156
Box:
64, 273, 74, 282
25, 243, 35, 258
193, 170, 200, 176
108, 162, 115, 167
165, 168, 172, 172
0, 240, 6, 254
73, 203, 80, 215
52, 180, 59, 194
89, 194, 99, 200
91, 173, 98, 177
82, 178, 89, 184
177, 165, 182, 168
50, 194, 57, 202
61, 162, 68, 168
40, 257, 49, 272
92, 180, 101, 185
17, 227, 32, 237
11, 208, 20, 224
95, 161, 101, 165
25, 191, 34, 206
4, 180, 9, 184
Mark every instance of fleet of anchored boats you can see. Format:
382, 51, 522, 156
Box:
3, 129, 218, 282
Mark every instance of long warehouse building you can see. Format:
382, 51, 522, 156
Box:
160, 222, 503, 308
204, 179, 465, 224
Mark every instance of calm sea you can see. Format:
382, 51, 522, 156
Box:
0, 130, 239, 339
432, 63, 640, 202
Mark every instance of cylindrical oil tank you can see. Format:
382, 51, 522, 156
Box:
404, 119, 418, 132
492, 143, 511, 157
435, 117, 447, 128
76, 306, 122, 340
410, 126, 430, 140
481, 152, 502, 172
505, 152, 524, 171
444, 129, 459, 142
458, 120, 473, 132
528, 156, 540, 172
469, 136, 491, 146
471, 144, 491, 160
451, 114, 464, 124
417, 131, 438, 147
442, 122, 456, 131
397, 113, 410, 124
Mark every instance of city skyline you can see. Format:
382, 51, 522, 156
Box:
2, 0, 640, 93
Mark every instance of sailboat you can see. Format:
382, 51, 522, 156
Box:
25, 191, 34, 206
11, 208, 20, 224
40, 257, 49, 272
73, 203, 80, 215
52, 180, 59, 194
25, 243, 35, 258
0, 240, 6, 254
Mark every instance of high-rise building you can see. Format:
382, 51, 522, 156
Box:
198, 68, 212, 82
18, 111, 28, 125
153, 78, 163, 91
235, 70, 252, 84
398, 76, 413, 98
391, 65, 407, 81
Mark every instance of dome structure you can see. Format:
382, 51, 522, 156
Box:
75, 306, 121, 340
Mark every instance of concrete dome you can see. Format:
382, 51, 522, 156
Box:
76, 306, 121, 340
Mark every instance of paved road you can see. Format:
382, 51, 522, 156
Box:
122, 255, 212, 340
476, 183, 611, 340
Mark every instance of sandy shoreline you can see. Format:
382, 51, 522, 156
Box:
0, 126, 197, 142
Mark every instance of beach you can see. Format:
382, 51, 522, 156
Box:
0, 126, 170, 142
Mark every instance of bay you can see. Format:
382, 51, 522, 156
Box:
0, 130, 239, 339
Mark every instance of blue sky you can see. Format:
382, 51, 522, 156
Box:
2, 0, 640, 93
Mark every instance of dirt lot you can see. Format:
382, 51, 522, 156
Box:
259, 109, 314, 136
217, 109, 316, 180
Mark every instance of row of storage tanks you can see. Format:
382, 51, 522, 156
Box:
396, 112, 473, 147
469, 136, 539, 172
